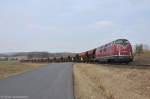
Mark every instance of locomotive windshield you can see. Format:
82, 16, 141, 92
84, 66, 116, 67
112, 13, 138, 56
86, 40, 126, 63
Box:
115, 39, 129, 45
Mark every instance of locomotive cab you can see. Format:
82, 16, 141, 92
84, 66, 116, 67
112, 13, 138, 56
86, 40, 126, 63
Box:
113, 39, 133, 63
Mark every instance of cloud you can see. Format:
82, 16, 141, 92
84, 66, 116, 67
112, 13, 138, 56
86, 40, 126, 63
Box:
27, 24, 61, 34
95, 21, 115, 29
128, 0, 150, 5
0, 0, 149, 52
86, 20, 120, 33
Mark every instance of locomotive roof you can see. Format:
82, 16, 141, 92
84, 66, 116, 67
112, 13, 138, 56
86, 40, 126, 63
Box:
80, 39, 130, 54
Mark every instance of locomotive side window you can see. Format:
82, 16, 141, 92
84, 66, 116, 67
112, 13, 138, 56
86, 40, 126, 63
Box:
107, 43, 112, 48
103, 46, 106, 51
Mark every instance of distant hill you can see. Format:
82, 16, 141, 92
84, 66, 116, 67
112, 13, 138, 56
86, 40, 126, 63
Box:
0, 52, 77, 59
0, 54, 8, 57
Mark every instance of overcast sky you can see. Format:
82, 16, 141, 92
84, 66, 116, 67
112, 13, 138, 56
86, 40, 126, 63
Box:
0, 0, 150, 53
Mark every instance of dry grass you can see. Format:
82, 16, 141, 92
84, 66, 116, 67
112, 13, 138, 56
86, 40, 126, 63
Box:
0, 61, 47, 79
134, 51, 150, 65
74, 63, 150, 99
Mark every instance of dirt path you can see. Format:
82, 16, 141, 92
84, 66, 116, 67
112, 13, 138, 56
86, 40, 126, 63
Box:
74, 63, 150, 99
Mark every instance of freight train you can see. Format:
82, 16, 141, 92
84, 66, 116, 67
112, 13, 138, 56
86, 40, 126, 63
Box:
79, 39, 133, 63
21, 39, 133, 64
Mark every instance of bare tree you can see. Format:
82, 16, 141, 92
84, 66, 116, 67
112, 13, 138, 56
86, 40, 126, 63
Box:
135, 44, 143, 55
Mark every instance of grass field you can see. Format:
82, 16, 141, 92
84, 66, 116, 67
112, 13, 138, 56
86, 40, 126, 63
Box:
133, 51, 150, 65
74, 63, 150, 99
0, 61, 47, 79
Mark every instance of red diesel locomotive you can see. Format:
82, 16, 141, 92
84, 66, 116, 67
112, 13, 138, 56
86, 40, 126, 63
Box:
79, 39, 133, 63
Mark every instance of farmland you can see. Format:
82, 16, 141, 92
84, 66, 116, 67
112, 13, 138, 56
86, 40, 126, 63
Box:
0, 61, 47, 79
74, 63, 150, 99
